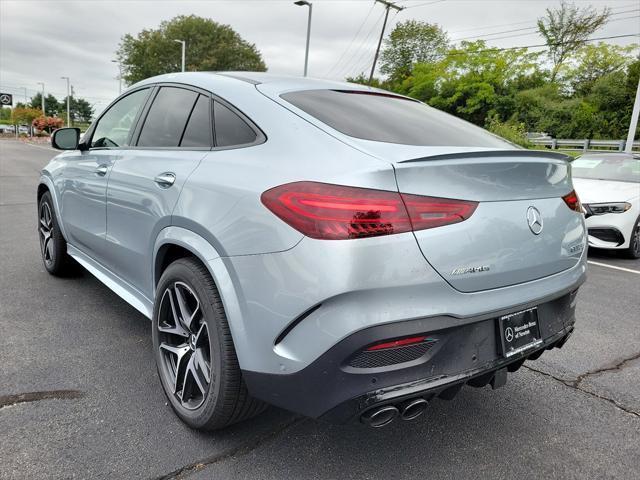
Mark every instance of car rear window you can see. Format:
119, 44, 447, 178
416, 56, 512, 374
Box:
281, 89, 513, 148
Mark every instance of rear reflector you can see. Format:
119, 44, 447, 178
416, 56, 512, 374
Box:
562, 190, 582, 212
366, 336, 428, 351
261, 181, 478, 240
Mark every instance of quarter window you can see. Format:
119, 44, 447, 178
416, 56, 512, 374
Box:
213, 101, 257, 147
91, 88, 149, 148
138, 87, 198, 147
181, 95, 212, 147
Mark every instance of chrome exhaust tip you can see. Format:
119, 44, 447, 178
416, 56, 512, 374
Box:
360, 405, 399, 428
400, 398, 428, 421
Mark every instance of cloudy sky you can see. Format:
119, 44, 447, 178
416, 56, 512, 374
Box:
1, 0, 638, 115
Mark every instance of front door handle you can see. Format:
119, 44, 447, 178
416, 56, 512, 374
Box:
154, 172, 176, 188
95, 164, 109, 176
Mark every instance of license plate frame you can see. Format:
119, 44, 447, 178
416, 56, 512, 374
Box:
498, 307, 542, 358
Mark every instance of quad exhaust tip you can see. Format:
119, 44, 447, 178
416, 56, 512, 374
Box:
400, 398, 428, 421
361, 398, 429, 427
360, 405, 399, 428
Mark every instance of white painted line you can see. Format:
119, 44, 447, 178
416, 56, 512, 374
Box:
22, 142, 56, 152
588, 261, 640, 275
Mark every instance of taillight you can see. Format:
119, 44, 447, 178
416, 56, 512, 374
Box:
261, 181, 478, 240
562, 190, 582, 212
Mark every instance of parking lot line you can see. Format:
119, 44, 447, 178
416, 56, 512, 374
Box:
587, 260, 640, 275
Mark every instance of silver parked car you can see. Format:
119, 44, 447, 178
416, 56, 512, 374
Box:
39, 72, 587, 430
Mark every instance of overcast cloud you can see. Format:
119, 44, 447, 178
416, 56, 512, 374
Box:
1, 0, 638, 115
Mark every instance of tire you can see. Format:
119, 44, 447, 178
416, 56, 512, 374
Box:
622, 216, 640, 259
38, 191, 73, 275
152, 257, 267, 430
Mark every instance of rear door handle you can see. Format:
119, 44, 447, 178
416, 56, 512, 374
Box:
95, 164, 109, 176
154, 172, 176, 188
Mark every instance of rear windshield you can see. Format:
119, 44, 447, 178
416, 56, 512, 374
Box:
281, 89, 513, 148
572, 156, 640, 183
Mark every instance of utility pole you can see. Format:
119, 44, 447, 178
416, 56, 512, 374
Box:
111, 59, 122, 94
37, 82, 45, 114
61, 77, 70, 126
369, 0, 403, 85
173, 39, 186, 72
625, 76, 640, 154
294, 1, 313, 77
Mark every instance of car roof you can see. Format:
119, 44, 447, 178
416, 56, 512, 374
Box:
130, 71, 386, 97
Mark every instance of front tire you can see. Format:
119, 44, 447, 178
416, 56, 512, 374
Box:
38, 191, 73, 275
622, 216, 640, 259
152, 257, 266, 430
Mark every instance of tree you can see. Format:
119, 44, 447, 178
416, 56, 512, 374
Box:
29, 93, 62, 117
32, 116, 64, 134
0, 107, 10, 122
405, 41, 542, 125
11, 107, 41, 126
61, 96, 94, 123
537, 1, 610, 82
117, 15, 267, 85
379, 20, 449, 82
566, 42, 638, 95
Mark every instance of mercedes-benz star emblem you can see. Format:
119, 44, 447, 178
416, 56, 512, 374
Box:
505, 327, 514, 343
526, 206, 543, 235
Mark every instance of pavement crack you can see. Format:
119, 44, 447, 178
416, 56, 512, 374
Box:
523, 365, 639, 418
153, 415, 306, 480
573, 352, 640, 387
0, 389, 85, 409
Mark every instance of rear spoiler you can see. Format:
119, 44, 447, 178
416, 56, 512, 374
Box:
399, 150, 573, 164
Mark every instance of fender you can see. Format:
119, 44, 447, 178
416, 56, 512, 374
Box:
38, 174, 68, 241
153, 226, 250, 369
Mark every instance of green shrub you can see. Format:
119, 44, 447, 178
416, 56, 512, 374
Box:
485, 115, 531, 148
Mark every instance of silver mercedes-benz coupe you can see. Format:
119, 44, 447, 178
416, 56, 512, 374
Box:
39, 72, 587, 429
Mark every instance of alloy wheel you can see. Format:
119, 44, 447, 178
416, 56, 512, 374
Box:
157, 281, 212, 410
633, 221, 640, 256
39, 202, 54, 267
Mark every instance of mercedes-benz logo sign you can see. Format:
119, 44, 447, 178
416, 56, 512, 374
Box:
505, 327, 514, 343
526, 206, 543, 235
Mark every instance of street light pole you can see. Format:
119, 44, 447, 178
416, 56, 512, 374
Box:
111, 59, 122, 94
37, 82, 45, 114
173, 39, 186, 72
61, 76, 70, 126
369, 0, 403, 85
625, 77, 640, 154
294, 1, 313, 77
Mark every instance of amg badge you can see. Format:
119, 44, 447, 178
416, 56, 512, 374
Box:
451, 265, 490, 275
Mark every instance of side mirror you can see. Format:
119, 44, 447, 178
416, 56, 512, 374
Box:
52, 128, 80, 150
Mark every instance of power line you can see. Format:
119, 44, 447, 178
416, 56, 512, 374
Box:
369, 0, 405, 83
324, 1, 377, 77
440, 33, 640, 58
333, 8, 387, 78
446, 3, 639, 36
403, 0, 446, 9
452, 12, 640, 43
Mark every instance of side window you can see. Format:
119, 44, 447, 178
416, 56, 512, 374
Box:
137, 87, 198, 147
181, 95, 212, 147
213, 101, 257, 148
91, 89, 149, 148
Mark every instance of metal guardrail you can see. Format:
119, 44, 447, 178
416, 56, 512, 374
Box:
530, 138, 640, 152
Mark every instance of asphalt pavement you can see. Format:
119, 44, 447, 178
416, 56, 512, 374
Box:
1, 139, 639, 480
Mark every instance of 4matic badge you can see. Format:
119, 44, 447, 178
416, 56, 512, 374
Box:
451, 265, 490, 275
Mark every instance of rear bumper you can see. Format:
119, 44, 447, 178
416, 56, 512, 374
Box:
242, 288, 579, 421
